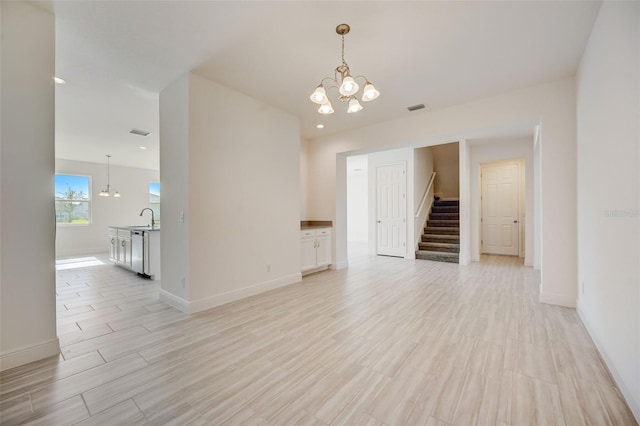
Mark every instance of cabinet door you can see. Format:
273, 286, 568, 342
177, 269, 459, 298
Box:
122, 238, 132, 268
301, 235, 317, 272
117, 238, 126, 264
117, 237, 132, 268
108, 235, 118, 262
315, 233, 332, 268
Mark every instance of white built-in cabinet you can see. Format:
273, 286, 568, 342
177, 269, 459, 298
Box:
108, 227, 132, 269
301, 227, 331, 274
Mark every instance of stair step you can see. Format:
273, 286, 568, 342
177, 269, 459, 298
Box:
418, 242, 460, 253
429, 213, 459, 220
415, 250, 459, 263
422, 234, 460, 243
427, 219, 460, 228
431, 206, 459, 213
434, 200, 460, 207
425, 227, 460, 235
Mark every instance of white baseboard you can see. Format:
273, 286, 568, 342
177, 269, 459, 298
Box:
539, 291, 576, 308
56, 248, 108, 258
159, 289, 190, 313
577, 303, 640, 423
189, 273, 301, 314
161, 273, 302, 315
0, 337, 60, 372
331, 260, 348, 270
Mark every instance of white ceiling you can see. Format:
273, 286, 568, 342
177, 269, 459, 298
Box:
43, 1, 601, 170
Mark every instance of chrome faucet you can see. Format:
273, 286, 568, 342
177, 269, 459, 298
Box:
140, 208, 155, 229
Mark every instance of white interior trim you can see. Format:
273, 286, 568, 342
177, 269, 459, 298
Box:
185, 273, 302, 314
577, 303, 640, 423
0, 338, 60, 372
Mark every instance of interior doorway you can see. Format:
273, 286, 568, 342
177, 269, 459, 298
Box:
375, 162, 407, 257
481, 159, 523, 256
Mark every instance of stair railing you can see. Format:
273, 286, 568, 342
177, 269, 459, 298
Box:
414, 172, 436, 252
415, 172, 437, 219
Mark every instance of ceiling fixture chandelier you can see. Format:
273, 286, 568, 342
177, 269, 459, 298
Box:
309, 23, 380, 114
99, 155, 120, 197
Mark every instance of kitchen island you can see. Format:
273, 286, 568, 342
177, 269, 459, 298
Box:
108, 226, 161, 280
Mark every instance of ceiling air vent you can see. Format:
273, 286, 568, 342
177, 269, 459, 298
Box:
129, 128, 151, 137
407, 104, 426, 112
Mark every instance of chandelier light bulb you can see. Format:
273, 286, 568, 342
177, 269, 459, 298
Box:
339, 76, 359, 96
347, 98, 363, 113
362, 82, 380, 102
318, 102, 335, 114
309, 85, 328, 105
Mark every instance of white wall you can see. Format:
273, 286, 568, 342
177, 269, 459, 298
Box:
159, 73, 190, 302
300, 138, 309, 220
55, 159, 159, 257
432, 143, 459, 198
160, 72, 301, 313
306, 77, 576, 307
0, 2, 59, 370
414, 146, 434, 250
576, 1, 640, 420
346, 155, 368, 243
469, 137, 535, 266
368, 148, 415, 258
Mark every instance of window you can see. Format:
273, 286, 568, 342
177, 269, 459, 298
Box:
55, 174, 91, 225
149, 182, 160, 223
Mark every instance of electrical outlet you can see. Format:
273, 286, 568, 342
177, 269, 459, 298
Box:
181, 277, 186, 289
179, 211, 184, 223
266, 264, 271, 272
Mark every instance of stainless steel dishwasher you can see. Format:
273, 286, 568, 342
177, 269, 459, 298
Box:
131, 230, 145, 274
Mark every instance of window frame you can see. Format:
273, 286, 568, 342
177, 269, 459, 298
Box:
55, 173, 92, 226
149, 181, 160, 224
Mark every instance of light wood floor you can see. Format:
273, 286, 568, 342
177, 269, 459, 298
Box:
0, 250, 636, 425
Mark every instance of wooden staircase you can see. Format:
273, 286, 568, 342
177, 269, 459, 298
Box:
416, 199, 459, 263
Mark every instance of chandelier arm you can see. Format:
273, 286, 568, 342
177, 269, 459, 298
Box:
320, 76, 339, 88
351, 75, 370, 83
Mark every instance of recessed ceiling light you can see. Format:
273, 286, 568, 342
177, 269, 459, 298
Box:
129, 128, 151, 137
54, 76, 66, 85
316, 124, 324, 129
139, 146, 147, 150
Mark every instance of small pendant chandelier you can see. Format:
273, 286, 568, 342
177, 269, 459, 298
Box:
309, 23, 380, 114
99, 154, 120, 197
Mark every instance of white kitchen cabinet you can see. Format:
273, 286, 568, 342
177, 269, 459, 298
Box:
301, 228, 332, 274
108, 227, 118, 262
145, 230, 161, 279
116, 228, 132, 269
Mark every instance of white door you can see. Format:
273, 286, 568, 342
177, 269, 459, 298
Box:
376, 163, 406, 257
481, 162, 520, 255
300, 231, 317, 272
315, 229, 332, 267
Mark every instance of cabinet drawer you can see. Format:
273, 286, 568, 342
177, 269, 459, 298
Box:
316, 228, 331, 237
117, 229, 132, 239
301, 229, 316, 238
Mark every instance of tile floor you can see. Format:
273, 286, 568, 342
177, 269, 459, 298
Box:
0, 250, 636, 425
